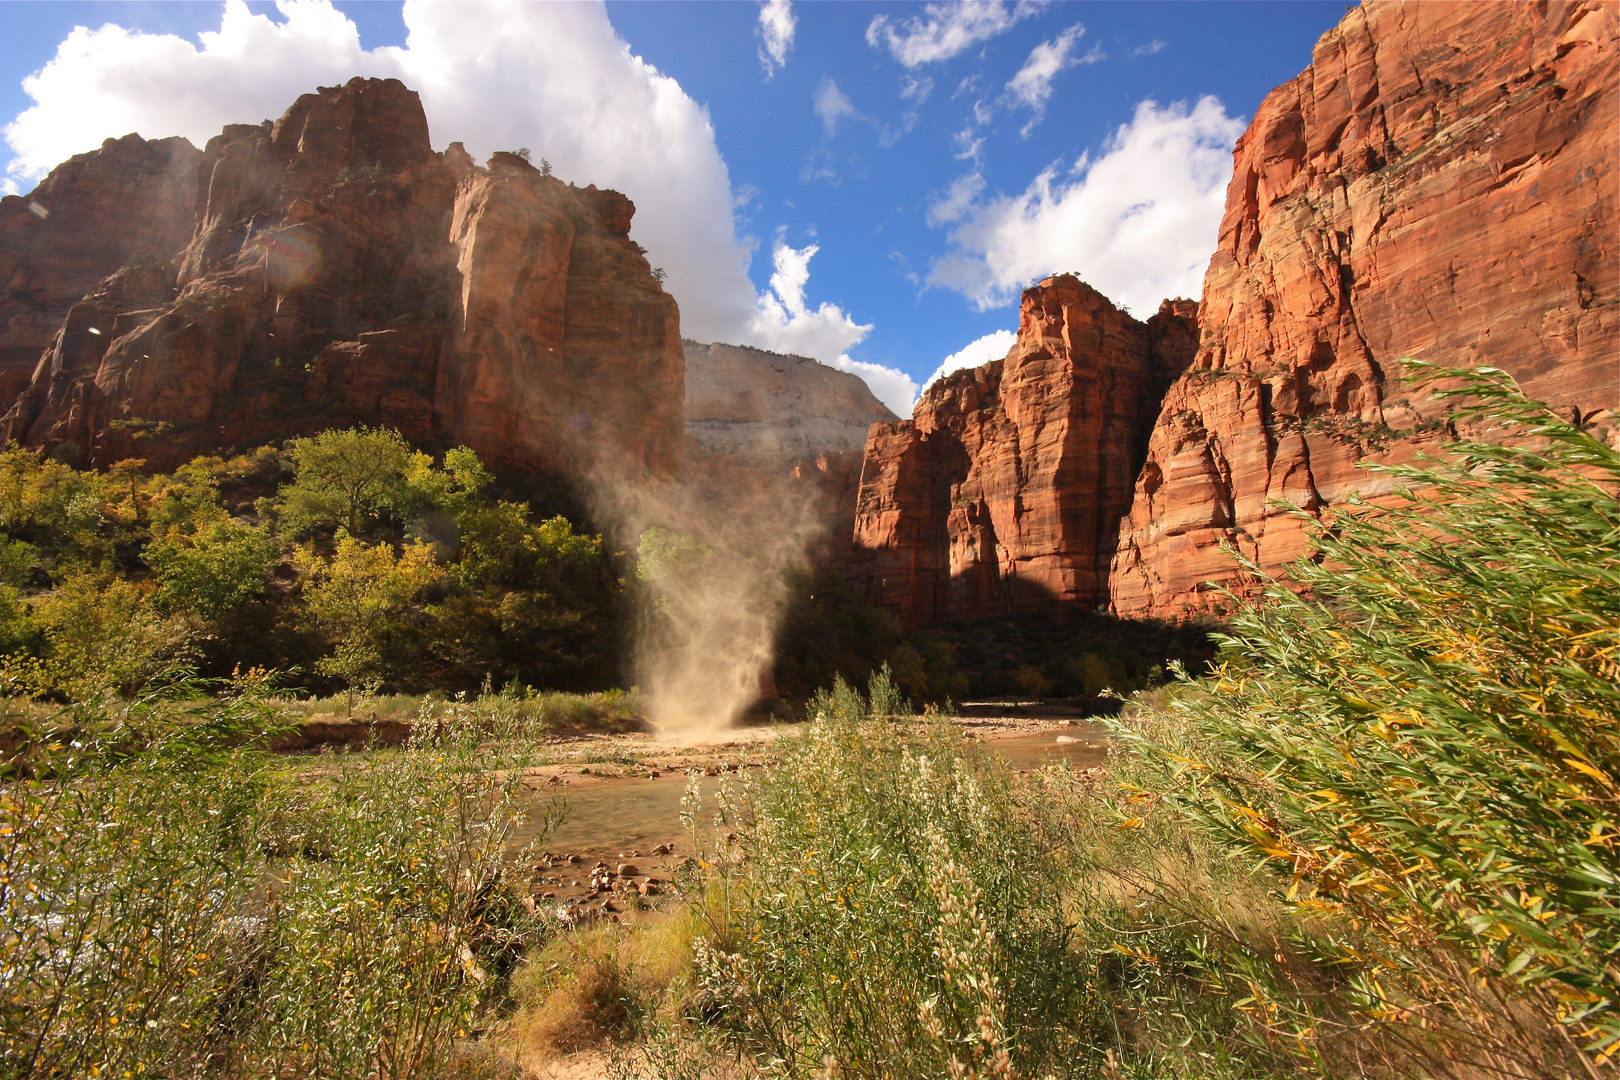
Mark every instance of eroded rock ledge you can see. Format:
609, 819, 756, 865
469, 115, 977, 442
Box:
0, 77, 683, 478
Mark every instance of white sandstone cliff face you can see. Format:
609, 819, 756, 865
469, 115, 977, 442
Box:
683, 341, 897, 469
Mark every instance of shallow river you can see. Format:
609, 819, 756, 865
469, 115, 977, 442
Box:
511, 724, 1109, 867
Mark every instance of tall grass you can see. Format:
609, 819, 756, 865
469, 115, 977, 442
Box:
1, 681, 555, 1078
675, 672, 1108, 1079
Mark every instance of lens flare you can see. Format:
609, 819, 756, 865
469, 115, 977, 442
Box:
262, 228, 323, 287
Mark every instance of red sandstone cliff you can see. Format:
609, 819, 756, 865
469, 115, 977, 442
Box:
1109, 0, 1618, 618
0, 77, 682, 477
849, 277, 1197, 626
0, 135, 200, 405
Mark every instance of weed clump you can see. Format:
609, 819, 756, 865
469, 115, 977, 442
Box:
1, 681, 555, 1078
677, 671, 1106, 1078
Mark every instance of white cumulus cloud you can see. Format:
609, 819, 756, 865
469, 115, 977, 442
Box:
743, 237, 916, 416
928, 96, 1244, 318
866, 0, 1045, 67
829, 356, 918, 419
921, 328, 1017, 392
747, 238, 870, 363
1, 0, 762, 344
757, 0, 795, 77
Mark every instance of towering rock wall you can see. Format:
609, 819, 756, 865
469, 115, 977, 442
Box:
1109, 0, 1618, 618
684, 341, 896, 470
443, 155, 681, 476
849, 276, 1197, 626
0, 135, 201, 404
0, 77, 682, 477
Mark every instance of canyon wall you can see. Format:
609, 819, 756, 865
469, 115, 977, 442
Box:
685, 341, 896, 470
848, 277, 1197, 626
0, 77, 682, 477
1109, 0, 1618, 617
0, 135, 201, 405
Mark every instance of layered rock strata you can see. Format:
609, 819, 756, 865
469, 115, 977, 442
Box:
684, 341, 896, 470
0, 135, 201, 403
0, 77, 682, 477
849, 276, 1197, 626
1109, 0, 1619, 617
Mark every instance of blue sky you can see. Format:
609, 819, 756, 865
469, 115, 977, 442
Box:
0, 1, 1350, 413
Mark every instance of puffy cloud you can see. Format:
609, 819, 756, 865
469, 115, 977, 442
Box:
747, 237, 870, 362
743, 238, 915, 416
757, 0, 795, 77
866, 0, 1045, 68
921, 328, 1017, 391
813, 78, 856, 136
2, 0, 759, 343
927, 172, 986, 227
829, 356, 918, 418
6, 1, 369, 174
928, 96, 1244, 317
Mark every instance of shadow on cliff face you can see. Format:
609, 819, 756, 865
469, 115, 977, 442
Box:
582, 450, 826, 740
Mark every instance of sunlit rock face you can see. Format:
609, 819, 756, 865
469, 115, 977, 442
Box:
0, 134, 201, 405
1108, 0, 1619, 618
0, 76, 682, 477
444, 155, 682, 478
684, 341, 896, 470
848, 275, 1197, 627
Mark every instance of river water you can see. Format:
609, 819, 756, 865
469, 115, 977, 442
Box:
511, 724, 1109, 867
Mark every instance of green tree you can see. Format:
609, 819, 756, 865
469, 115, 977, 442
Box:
150, 457, 233, 538
31, 573, 188, 697
406, 445, 493, 522
148, 519, 278, 620
278, 427, 416, 536
428, 508, 621, 691
0, 446, 113, 570
0, 537, 39, 588
296, 537, 441, 714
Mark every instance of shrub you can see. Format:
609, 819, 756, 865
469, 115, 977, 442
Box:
1120, 365, 1618, 1074
685, 671, 1106, 1078
1, 683, 553, 1078
30, 572, 190, 696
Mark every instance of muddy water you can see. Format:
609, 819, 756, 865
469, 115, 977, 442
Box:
991, 726, 1110, 770
513, 775, 719, 865
512, 726, 1109, 866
